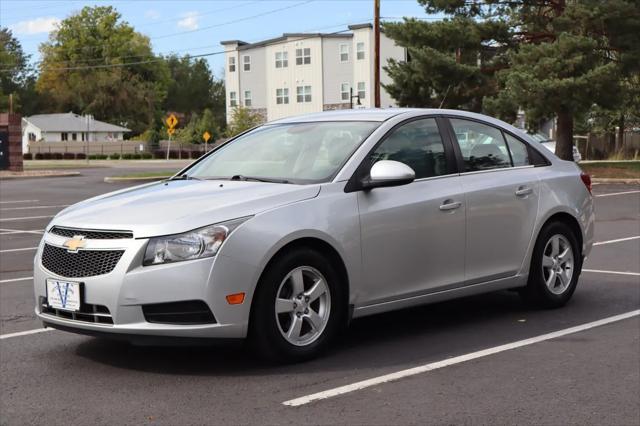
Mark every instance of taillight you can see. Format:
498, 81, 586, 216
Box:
580, 172, 592, 194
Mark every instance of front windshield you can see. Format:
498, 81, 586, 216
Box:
186, 121, 379, 184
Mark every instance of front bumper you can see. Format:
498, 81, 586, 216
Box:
33, 231, 259, 340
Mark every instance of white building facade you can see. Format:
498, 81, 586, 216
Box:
222, 24, 406, 123
21, 113, 130, 152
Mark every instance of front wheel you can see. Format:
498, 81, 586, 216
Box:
521, 222, 582, 308
249, 248, 344, 362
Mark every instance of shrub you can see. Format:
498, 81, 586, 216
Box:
190, 151, 203, 159
154, 150, 165, 159
23, 153, 33, 160
132, 153, 142, 160
63, 153, 75, 160
141, 152, 153, 159
42, 152, 53, 160
168, 150, 179, 159
110, 153, 121, 160
76, 153, 86, 159
88, 154, 98, 160
34, 153, 44, 160
121, 153, 133, 160
97, 154, 108, 160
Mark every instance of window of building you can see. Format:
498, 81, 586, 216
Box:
339, 44, 349, 62
244, 90, 252, 107
369, 118, 448, 179
276, 88, 289, 104
61, 132, 68, 141
229, 91, 237, 107
296, 85, 312, 103
449, 118, 511, 172
275, 51, 288, 68
340, 83, 350, 101
228, 57, 236, 72
28, 132, 36, 142
243, 55, 251, 71
296, 48, 311, 65
356, 42, 365, 60
71, 133, 77, 141
357, 82, 366, 100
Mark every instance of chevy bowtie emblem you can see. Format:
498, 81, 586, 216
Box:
63, 235, 86, 252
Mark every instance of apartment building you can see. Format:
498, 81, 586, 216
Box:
221, 24, 406, 123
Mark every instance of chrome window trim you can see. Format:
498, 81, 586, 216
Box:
459, 164, 536, 177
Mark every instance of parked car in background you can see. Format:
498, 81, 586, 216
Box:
529, 133, 582, 162
34, 109, 594, 361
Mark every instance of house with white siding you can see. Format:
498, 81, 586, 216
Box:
22, 112, 130, 152
221, 23, 406, 123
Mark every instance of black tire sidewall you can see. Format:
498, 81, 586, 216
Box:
527, 221, 582, 308
249, 247, 344, 362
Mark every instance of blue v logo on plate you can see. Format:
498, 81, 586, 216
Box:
46, 279, 81, 312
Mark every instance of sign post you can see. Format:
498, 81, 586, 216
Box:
165, 114, 178, 160
203, 131, 211, 153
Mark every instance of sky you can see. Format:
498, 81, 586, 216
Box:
1, 0, 434, 77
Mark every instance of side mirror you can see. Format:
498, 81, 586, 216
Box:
362, 160, 415, 190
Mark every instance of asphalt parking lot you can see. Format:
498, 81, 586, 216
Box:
0, 167, 638, 425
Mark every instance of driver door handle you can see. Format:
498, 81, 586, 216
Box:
515, 186, 533, 197
439, 200, 462, 211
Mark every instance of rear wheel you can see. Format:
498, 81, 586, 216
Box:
249, 248, 344, 362
521, 222, 582, 308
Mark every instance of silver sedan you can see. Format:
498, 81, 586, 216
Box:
33, 109, 595, 361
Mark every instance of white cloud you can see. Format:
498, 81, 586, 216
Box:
145, 9, 160, 20
177, 11, 199, 31
11, 17, 60, 35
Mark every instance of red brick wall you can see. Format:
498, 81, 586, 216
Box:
0, 113, 23, 171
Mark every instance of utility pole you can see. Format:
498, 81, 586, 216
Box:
374, 0, 381, 108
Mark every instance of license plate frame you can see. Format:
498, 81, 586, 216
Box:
46, 279, 82, 312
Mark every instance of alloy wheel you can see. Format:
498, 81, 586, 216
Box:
542, 234, 574, 295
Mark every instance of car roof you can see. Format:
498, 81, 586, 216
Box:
268, 108, 512, 124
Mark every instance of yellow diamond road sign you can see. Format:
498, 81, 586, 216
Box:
166, 114, 178, 129
167, 127, 175, 136
203, 131, 211, 142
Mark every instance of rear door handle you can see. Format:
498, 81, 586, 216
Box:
515, 186, 533, 197
439, 200, 462, 211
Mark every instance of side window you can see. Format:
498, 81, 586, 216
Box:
450, 119, 511, 172
504, 133, 530, 166
369, 118, 448, 179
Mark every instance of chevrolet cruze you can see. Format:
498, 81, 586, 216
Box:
34, 109, 594, 361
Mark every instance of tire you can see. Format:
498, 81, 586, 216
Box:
249, 247, 345, 362
521, 221, 582, 308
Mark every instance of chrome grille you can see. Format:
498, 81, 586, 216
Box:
41, 244, 124, 278
50, 226, 133, 240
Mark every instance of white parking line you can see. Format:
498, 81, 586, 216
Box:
283, 310, 640, 407
0, 200, 39, 204
593, 236, 640, 246
583, 269, 640, 277
0, 215, 54, 222
0, 228, 45, 235
0, 247, 37, 253
0, 276, 33, 283
0, 205, 68, 211
0, 328, 52, 340
595, 190, 640, 198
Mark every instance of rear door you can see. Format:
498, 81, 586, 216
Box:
445, 117, 541, 284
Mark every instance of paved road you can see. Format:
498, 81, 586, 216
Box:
0, 168, 638, 425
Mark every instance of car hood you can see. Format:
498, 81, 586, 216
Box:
50, 180, 321, 238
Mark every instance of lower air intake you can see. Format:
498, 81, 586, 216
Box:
142, 300, 216, 325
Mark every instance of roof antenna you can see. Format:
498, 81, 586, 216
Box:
439, 85, 451, 109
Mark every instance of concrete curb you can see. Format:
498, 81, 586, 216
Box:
104, 176, 169, 183
592, 178, 640, 185
0, 171, 81, 180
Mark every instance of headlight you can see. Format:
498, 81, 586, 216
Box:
143, 217, 251, 266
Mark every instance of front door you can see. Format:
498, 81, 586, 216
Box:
357, 117, 466, 305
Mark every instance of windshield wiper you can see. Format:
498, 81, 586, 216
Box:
229, 174, 290, 184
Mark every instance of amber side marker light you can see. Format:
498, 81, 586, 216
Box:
226, 293, 245, 305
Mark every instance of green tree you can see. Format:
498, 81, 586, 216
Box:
386, 0, 640, 161
226, 106, 263, 137
36, 6, 170, 134
0, 28, 40, 114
